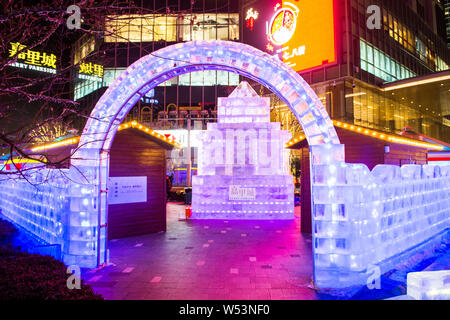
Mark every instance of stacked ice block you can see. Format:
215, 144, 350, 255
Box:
311, 152, 450, 288
0, 165, 69, 250
407, 270, 450, 300
192, 81, 294, 219
0, 157, 105, 268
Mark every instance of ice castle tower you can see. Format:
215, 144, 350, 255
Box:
191, 81, 294, 220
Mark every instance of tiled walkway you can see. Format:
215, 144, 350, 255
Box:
84, 202, 317, 300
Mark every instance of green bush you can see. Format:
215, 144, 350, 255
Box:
0, 218, 103, 300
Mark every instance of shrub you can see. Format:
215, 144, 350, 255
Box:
0, 218, 103, 300
0, 218, 17, 244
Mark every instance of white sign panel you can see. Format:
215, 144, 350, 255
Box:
229, 185, 256, 201
109, 176, 147, 205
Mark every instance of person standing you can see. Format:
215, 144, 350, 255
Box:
166, 175, 171, 201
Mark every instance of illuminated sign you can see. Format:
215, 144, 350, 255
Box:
245, 8, 259, 31
242, 0, 336, 72
78, 62, 104, 81
273, 0, 336, 72
8, 42, 57, 74
266, 2, 299, 46
179, 106, 202, 111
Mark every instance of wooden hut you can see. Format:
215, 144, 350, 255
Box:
16, 121, 179, 239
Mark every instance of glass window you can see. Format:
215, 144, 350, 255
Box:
359, 39, 416, 83
154, 16, 176, 42
167, 71, 238, 87
74, 36, 96, 65
106, 13, 239, 43
102, 68, 126, 87
74, 79, 102, 101
367, 45, 373, 64
159, 76, 178, 87
105, 14, 176, 42
203, 70, 217, 86
360, 41, 367, 60
383, 9, 388, 30
177, 15, 194, 41
360, 60, 367, 70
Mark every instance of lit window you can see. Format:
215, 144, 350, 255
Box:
105, 14, 176, 42
360, 39, 415, 83
106, 13, 239, 43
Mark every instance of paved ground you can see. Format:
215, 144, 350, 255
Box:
84, 202, 318, 300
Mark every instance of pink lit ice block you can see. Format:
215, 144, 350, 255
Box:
192, 82, 294, 220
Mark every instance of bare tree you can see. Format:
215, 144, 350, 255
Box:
0, 0, 157, 177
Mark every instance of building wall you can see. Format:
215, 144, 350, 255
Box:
297, 0, 450, 86
384, 143, 429, 166
446, 0, 450, 47
73, 0, 241, 116
257, 0, 450, 143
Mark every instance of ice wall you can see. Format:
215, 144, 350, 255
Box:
0, 166, 68, 250
311, 145, 450, 288
407, 270, 450, 300
0, 160, 104, 268
192, 82, 294, 219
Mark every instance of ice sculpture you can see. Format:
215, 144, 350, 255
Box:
312, 157, 450, 289
192, 81, 294, 219
407, 271, 450, 300
3, 40, 447, 280
1, 40, 338, 268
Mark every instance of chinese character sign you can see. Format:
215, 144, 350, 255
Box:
9, 42, 57, 70
242, 0, 337, 72
79, 62, 103, 78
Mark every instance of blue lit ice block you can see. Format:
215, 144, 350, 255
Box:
407, 271, 450, 300
312, 158, 450, 289
192, 82, 294, 219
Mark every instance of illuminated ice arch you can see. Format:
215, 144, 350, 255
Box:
78, 40, 339, 152
69, 40, 341, 267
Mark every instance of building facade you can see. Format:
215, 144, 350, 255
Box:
60, 0, 450, 185
66, 0, 450, 186
445, 0, 450, 47
73, 0, 241, 124
242, 0, 450, 142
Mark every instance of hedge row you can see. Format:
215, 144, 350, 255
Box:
0, 218, 103, 300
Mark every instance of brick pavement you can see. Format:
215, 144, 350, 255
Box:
84, 202, 317, 300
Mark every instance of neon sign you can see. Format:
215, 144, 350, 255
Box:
266, 2, 299, 46
78, 62, 104, 81
245, 8, 259, 31
262, 0, 336, 72
8, 42, 57, 74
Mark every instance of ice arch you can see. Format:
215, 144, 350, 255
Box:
78, 40, 339, 152
69, 40, 340, 267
